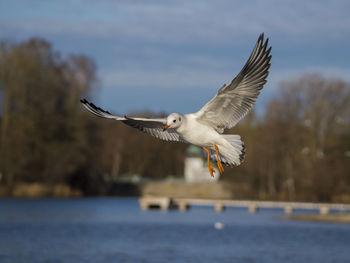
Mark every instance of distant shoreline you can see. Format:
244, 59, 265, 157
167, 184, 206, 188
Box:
285, 213, 350, 224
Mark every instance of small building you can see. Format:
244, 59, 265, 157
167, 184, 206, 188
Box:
184, 145, 220, 183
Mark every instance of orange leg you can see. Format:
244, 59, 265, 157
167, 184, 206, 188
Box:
215, 145, 224, 174
204, 147, 215, 177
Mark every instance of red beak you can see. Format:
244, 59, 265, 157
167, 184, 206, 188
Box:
163, 124, 169, 131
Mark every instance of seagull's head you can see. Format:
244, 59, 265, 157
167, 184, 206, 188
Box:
164, 113, 183, 131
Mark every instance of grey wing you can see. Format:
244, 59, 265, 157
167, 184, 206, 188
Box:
122, 116, 186, 142
195, 33, 271, 133
80, 98, 184, 142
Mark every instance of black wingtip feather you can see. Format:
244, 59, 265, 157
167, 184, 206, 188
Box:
266, 46, 272, 55
259, 33, 264, 41
80, 98, 112, 116
239, 143, 246, 163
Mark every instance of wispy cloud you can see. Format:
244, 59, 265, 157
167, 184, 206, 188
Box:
1, 0, 350, 43
101, 67, 229, 90
0, 0, 349, 113
100, 65, 350, 93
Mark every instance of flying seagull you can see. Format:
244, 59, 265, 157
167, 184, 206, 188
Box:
81, 33, 271, 177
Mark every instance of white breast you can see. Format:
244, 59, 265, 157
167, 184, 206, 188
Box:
177, 114, 221, 147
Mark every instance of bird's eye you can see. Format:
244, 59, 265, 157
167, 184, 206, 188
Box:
173, 120, 176, 123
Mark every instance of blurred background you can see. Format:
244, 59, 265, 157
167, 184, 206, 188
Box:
2, 2, 350, 263
0, 0, 349, 202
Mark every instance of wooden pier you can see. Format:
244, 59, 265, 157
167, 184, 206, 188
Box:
139, 196, 350, 214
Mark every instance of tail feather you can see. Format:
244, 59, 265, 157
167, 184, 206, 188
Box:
224, 135, 246, 165
206, 135, 245, 167
206, 150, 232, 166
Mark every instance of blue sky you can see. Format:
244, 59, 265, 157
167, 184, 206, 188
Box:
1, 0, 349, 114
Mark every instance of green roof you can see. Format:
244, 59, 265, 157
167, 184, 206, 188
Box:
185, 145, 203, 157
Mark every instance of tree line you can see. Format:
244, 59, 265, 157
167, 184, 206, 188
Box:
0, 38, 349, 201
227, 74, 350, 201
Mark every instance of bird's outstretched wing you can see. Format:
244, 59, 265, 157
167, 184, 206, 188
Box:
195, 33, 271, 133
80, 99, 183, 142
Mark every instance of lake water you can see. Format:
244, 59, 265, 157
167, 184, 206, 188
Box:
0, 198, 349, 263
